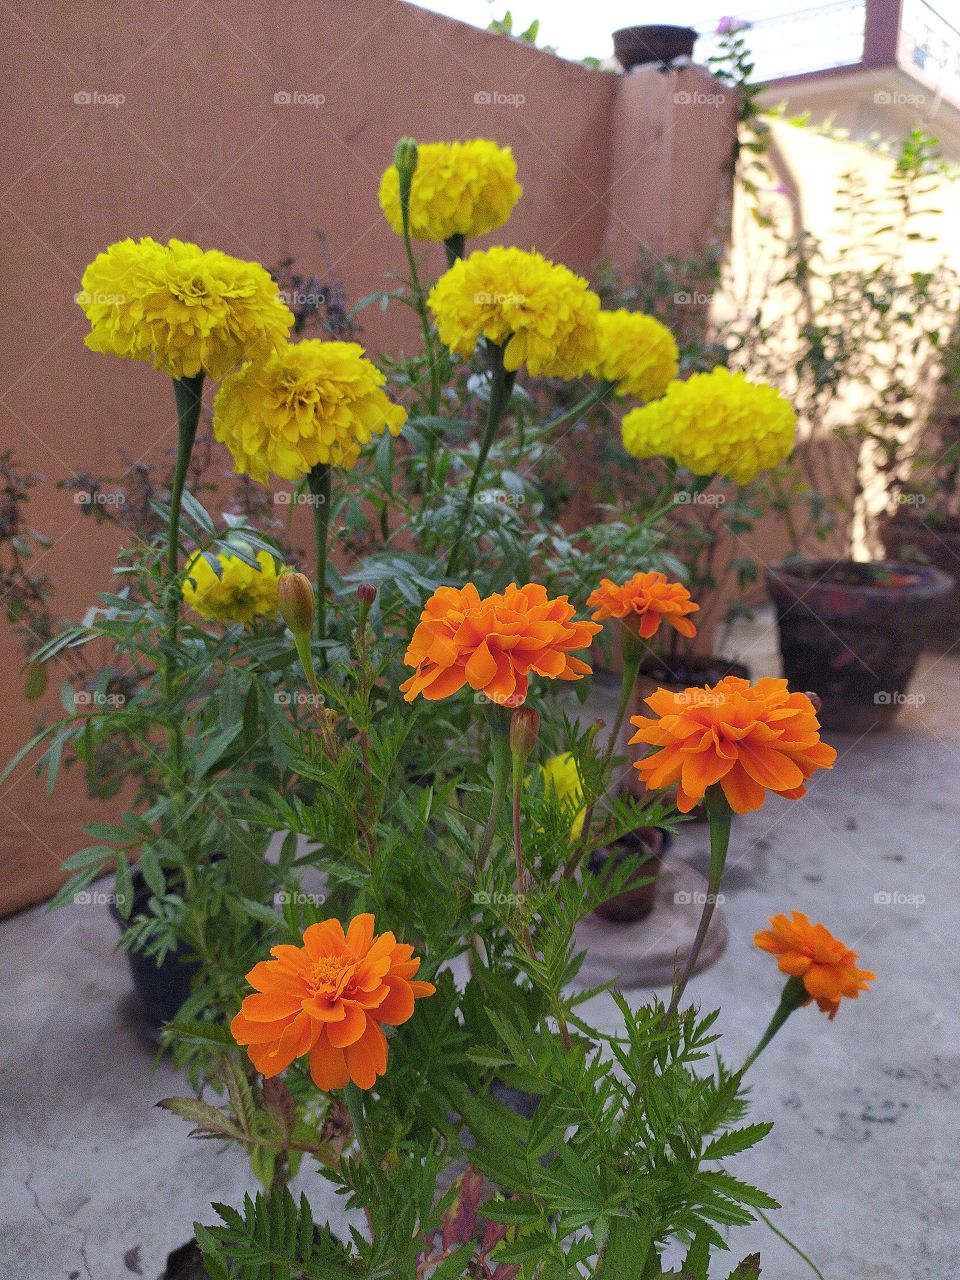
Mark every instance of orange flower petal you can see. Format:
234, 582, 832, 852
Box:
346, 1019, 389, 1090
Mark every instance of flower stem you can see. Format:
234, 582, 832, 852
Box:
544, 383, 613, 435
739, 976, 807, 1074
343, 1082, 386, 1201
564, 636, 642, 881
400, 205, 441, 416
444, 233, 465, 267
446, 341, 514, 576
475, 703, 512, 879
307, 464, 331, 648
662, 785, 732, 1024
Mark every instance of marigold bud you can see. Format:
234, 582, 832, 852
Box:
393, 136, 419, 212
278, 572, 315, 636
357, 582, 377, 605
509, 706, 540, 760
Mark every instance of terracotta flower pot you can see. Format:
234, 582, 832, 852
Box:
588, 826, 667, 923
613, 24, 698, 70
766, 558, 953, 732
880, 513, 960, 651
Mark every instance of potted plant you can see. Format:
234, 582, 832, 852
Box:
612, 24, 698, 70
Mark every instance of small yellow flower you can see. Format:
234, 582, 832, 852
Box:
182, 548, 284, 625
77, 238, 293, 380
541, 753, 586, 839
621, 367, 796, 485
213, 339, 407, 483
378, 140, 522, 241
428, 247, 600, 379
588, 310, 678, 401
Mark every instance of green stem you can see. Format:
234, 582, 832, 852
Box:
564, 634, 642, 881
343, 1082, 386, 1201
544, 383, 612, 435
444, 233, 465, 267
662, 786, 732, 1023
400, 206, 441, 416
757, 1210, 827, 1280
475, 704, 512, 879
307, 465, 331, 648
739, 976, 807, 1074
446, 342, 515, 576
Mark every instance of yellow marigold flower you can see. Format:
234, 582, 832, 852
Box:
213, 339, 407, 483
588, 310, 679, 401
378, 139, 522, 241
541, 753, 586, 839
621, 367, 796, 485
77, 238, 293, 380
428, 247, 600, 379
182, 548, 284, 625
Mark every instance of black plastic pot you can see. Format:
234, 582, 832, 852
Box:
766, 558, 953, 732
613, 24, 697, 70
588, 827, 669, 924
109, 866, 199, 1041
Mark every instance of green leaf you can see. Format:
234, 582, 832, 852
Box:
113, 855, 135, 920
703, 1123, 773, 1161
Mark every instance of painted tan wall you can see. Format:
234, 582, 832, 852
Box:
0, 0, 740, 915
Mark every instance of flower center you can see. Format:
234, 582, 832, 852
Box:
310, 955, 353, 997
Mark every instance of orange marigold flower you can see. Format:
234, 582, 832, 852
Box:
399, 582, 601, 705
628, 675, 837, 814
754, 911, 875, 1019
587, 571, 699, 641
230, 913, 435, 1091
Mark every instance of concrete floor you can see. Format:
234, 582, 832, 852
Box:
3, 610, 959, 1279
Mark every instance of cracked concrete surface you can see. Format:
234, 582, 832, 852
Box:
2, 611, 958, 1278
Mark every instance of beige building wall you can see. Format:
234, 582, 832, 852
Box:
0, 0, 739, 914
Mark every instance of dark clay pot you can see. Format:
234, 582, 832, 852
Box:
880, 514, 960, 650
109, 866, 199, 1041
588, 827, 667, 924
613, 24, 697, 70
766, 559, 953, 732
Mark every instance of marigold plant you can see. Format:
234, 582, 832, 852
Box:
182, 548, 284, 625
587, 570, 698, 640
399, 582, 601, 704
588, 308, 679, 401
622, 366, 797, 484
378, 138, 522, 241
212, 338, 407, 482
230, 914, 435, 1090
428, 246, 600, 378
629, 675, 837, 813
755, 911, 875, 1018
77, 237, 293, 380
